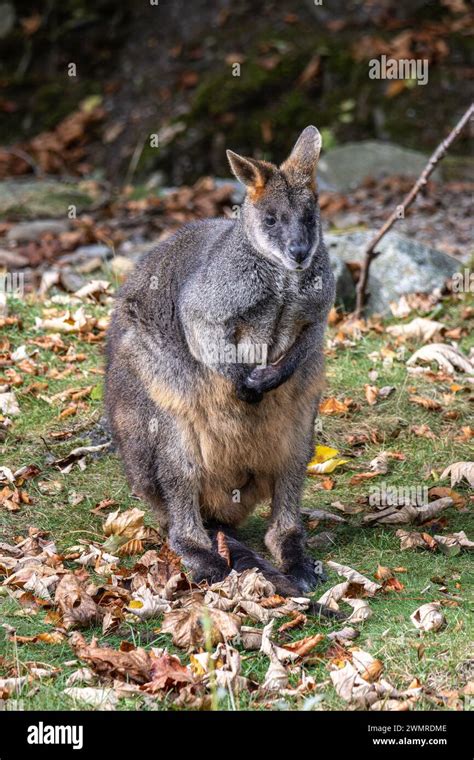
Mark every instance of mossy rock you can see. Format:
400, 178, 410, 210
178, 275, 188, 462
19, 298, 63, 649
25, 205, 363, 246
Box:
0, 178, 96, 219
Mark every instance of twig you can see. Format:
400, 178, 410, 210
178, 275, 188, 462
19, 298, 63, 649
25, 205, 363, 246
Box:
354, 102, 474, 318
2, 147, 43, 177
122, 133, 147, 190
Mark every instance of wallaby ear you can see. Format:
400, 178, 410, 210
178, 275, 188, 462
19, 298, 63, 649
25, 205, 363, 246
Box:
226, 150, 273, 199
280, 125, 322, 184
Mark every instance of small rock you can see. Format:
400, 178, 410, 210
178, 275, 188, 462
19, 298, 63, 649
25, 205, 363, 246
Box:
7, 220, 69, 242
0, 249, 29, 268
58, 244, 112, 267
59, 269, 86, 293
75, 244, 111, 258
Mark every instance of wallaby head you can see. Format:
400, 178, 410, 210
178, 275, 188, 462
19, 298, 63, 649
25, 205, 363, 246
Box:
227, 125, 322, 272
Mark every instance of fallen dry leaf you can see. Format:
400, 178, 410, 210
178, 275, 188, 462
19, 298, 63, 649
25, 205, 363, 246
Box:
65, 668, 95, 687
410, 603, 445, 632
278, 612, 306, 633
364, 497, 453, 526
260, 620, 299, 664
141, 652, 194, 693
327, 627, 359, 645
63, 686, 118, 710
0, 392, 20, 416
440, 461, 474, 488
103, 507, 146, 539
161, 601, 241, 649
345, 598, 372, 623
319, 397, 352, 416
374, 565, 393, 581
409, 395, 442, 411
410, 424, 437, 440
35, 307, 96, 335
55, 574, 98, 630
433, 531, 474, 556
261, 655, 289, 692
70, 632, 153, 684
351, 649, 384, 682
282, 633, 325, 658
396, 530, 440, 551
126, 586, 171, 619
9, 631, 66, 645
407, 344, 474, 375
428, 486, 466, 509
326, 562, 381, 596
216, 531, 231, 566
365, 384, 379, 406
331, 500, 364, 515
387, 317, 445, 342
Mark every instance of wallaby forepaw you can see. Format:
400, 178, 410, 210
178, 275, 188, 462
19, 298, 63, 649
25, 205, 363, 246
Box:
236, 382, 263, 404
287, 557, 327, 594
244, 364, 282, 393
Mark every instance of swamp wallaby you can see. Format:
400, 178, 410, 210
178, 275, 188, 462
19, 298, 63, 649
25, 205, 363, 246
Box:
105, 126, 336, 597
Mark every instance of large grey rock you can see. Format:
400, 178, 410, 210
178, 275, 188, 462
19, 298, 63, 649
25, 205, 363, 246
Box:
318, 141, 442, 192
329, 252, 356, 311
326, 230, 460, 315
0, 179, 96, 219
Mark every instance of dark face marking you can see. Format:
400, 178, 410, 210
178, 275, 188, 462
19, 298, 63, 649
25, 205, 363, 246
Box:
244, 173, 320, 271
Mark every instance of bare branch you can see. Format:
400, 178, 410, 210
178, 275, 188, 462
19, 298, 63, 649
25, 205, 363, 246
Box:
354, 102, 474, 319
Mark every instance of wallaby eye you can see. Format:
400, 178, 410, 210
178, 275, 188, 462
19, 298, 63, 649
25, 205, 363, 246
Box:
264, 214, 276, 227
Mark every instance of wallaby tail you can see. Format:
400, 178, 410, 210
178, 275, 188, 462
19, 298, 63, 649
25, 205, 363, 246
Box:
207, 526, 345, 621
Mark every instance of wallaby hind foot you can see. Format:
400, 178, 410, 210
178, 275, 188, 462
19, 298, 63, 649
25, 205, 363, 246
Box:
208, 527, 343, 621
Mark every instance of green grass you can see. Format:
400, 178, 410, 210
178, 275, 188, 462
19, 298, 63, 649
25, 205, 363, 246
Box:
0, 291, 473, 711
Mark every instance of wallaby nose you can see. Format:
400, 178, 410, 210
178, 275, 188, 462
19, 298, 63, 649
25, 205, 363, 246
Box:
288, 241, 309, 264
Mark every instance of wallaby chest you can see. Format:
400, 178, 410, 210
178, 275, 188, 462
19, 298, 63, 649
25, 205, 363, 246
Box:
235, 270, 311, 363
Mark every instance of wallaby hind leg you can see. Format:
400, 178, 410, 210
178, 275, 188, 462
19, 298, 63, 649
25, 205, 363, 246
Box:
158, 470, 230, 585
265, 462, 326, 594
207, 525, 300, 596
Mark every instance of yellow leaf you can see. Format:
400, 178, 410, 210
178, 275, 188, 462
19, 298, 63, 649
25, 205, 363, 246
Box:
307, 457, 349, 474
128, 600, 144, 609
309, 445, 340, 465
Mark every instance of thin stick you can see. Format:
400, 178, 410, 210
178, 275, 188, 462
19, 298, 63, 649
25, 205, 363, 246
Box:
354, 102, 474, 318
